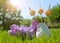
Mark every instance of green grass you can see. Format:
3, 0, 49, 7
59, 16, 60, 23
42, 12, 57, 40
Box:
0, 28, 60, 43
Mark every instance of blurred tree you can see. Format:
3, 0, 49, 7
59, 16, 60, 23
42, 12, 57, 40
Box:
49, 4, 60, 23
0, 0, 23, 30
20, 19, 31, 27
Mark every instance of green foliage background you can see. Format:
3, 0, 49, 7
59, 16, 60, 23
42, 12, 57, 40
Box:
49, 4, 60, 23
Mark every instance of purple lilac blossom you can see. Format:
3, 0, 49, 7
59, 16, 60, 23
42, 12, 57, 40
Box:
8, 20, 39, 40
8, 30, 17, 35
19, 25, 28, 33
27, 20, 38, 39
10, 24, 19, 30
8, 24, 20, 35
29, 20, 38, 33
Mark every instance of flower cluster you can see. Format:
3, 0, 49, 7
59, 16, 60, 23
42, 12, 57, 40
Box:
8, 20, 38, 40
8, 24, 20, 36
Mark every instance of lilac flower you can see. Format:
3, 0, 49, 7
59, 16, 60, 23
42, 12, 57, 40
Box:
10, 24, 18, 30
8, 20, 39, 40
8, 30, 17, 35
27, 27, 34, 33
8, 24, 20, 35
19, 25, 28, 33
10, 24, 20, 31
29, 20, 38, 33
27, 20, 38, 39
31, 20, 37, 25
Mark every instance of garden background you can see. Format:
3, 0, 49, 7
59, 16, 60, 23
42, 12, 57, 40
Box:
0, 0, 60, 43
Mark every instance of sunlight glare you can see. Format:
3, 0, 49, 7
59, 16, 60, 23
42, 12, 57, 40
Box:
9, 0, 25, 9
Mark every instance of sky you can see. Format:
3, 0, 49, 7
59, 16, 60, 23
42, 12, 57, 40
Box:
9, 0, 60, 19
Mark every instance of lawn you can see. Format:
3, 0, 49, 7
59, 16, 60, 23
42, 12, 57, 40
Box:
0, 28, 60, 43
